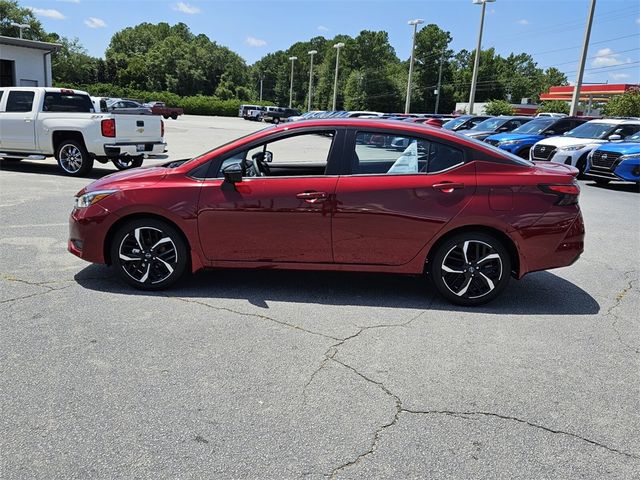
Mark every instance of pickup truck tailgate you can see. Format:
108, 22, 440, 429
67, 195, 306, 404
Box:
114, 115, 163, 143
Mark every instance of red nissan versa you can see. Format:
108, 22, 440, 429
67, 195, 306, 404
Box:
68, 119, 584, 306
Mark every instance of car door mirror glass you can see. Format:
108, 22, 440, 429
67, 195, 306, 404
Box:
222, 164, 243, 183
264, 151, 273, 163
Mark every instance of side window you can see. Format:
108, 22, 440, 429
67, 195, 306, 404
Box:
6, 90, 35, 112
553, 120, 573, 134
217, 131, 336, 178
353, 132, 464, 175
617, 125, 640, 137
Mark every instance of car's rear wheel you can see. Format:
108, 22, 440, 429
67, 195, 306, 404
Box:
171, 113, 178, 120
110, 219, 188, 290
429, 232, 511, 306
56, 140, 93, 176
112, 156, 144, 170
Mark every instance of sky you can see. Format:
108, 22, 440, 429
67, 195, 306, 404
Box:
22, 0, 640, 86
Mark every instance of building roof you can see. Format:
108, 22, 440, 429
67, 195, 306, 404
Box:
0, 35, 60, 52
540, 84, 639, 102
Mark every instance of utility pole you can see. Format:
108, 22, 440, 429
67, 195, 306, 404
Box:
332, 43, 345, 111
570, 0, 597, 116
468, 0, 495, 115
405, 19, 424, 114
435, 51, 445, 114
288, 56, 297, 108
308, 50, 317, 111
259, 74, 264, 102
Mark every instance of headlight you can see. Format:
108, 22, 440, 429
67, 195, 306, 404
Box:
620, 153, 640, 161
559, 144, 588, 152
499, 139, 523, 146
74, 189, 118, 209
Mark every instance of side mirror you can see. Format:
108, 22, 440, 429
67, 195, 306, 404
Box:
545, 130, 556, 136
608, 134, 622, 141
222, 164, 243, 184
497, 126, 510, 132
264, 151, 273, 163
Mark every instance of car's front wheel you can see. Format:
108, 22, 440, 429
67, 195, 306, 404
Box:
429, 232, 511, 306
110, 219, 188, 290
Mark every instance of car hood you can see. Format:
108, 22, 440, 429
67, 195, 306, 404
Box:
536, 136, 606, 148
76, 165, 168, 196
485, 133, 543, 143
593, 142, 640, 155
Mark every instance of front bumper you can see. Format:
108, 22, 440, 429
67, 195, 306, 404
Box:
103, 142, 166, 158
68, 204, 118, 264
588, 158, 640, 183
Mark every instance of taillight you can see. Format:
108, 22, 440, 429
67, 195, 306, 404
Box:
101, 118, 116, 138
161, 119, 164, 138
539, 182, 580, 205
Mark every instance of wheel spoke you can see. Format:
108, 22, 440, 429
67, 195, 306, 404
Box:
455, 276, 472, 296
154, 257, 174, 275
479, 272, 495, 292
134, 228, 144, 249
139, 264, 151, 283
462, 241, 470, 263
119, 253, 142, 262
477, 253, 500, 264
442, 265, 464, 274
151, 237, 172, 250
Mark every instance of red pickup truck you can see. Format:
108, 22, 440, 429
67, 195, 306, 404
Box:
144, 101, 184, 120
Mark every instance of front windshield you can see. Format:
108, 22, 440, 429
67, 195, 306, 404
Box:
565, 122, 616, 139
443, 117, 468, 130
470, 117, 507, 131
511, 118, 555, 134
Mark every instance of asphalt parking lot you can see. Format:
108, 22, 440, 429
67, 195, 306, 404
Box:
1, 115, 639, 479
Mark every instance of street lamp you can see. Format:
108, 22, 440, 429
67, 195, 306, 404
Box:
307, 50, 318, 111
468, 0, 496, 115
288, 56, 297, 108
405, 19, 424, 114
332, 42, 345, 111
10, 22, 30, 39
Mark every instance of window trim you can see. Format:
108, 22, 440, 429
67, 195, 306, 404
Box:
344, 127, 468, 177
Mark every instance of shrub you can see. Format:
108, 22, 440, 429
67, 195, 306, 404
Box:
537, 100, 570, 115
603, 89, 640, 117
484, 100, 515, 116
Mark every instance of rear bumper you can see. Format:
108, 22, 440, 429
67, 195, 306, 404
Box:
103, 142, 166, 158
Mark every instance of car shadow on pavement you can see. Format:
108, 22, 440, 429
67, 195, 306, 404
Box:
585, 181, 640, 193
1, 159, 129, 180
74, 265, 600, 316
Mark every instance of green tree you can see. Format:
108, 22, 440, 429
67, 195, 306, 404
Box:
484, 99, 515, 116
413, 24, 453, 113
0, 0, 47, 40
603, 89, 640, 117
537, 100, 570, 115
48, 35, 98, 85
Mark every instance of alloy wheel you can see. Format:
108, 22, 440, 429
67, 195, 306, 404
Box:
118, 227, 178, 284
440, 240, 503, 299
59, 144, 84, 173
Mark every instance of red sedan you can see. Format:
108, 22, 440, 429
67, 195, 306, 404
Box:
69, 119, 584, 305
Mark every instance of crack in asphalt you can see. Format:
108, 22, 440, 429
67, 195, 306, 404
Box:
1, 275, 72, 305
606, 272, 639, 354
0, 285, 71, 305
403, 409, 640, 460
168, 296, 341, 341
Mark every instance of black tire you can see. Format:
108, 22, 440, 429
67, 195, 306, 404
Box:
273, 117, 280, 124
110, 218, 188, 290
575, 153, 589, 178
163, 114, 170, 119
516, 147, 531, 160
170, 113, 178, 120
594, 178, 611, 185
112, 156, 144, 170
55, 139, 93, 176
429, 232, 511, 306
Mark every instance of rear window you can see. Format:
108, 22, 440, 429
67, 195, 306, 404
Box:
6, 90, 35, 112
42, 92, 94, 113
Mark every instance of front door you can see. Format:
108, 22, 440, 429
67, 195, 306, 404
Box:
197, 129, 342, 263
333, 130, 477, 266
1, 90, 37, 152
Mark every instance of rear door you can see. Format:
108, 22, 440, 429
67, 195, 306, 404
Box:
332, 129, 477, 266
0, 89, 37, 152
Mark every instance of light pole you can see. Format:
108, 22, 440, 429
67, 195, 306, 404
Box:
10, 22, 30, 39
405, 19, 424, 114
570, 0, 597, 116
468, 0, 495, 115
332, 42, 345, 111
259, 73, 264, 102
435, 50, 445, 114
307, 50, 317, 111
288, 56, 297, 108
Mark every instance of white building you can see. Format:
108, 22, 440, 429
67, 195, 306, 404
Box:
0, 36, 60, 88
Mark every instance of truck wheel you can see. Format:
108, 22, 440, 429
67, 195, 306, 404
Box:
170, 113, 178, 120
273, 118, 280, 124
113, 156, 144, 170
56, 140, 93, 177
163, 114, 169, 119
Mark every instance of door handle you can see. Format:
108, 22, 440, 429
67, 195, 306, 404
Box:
24, 119, 32, 123
296, 191, 328, 203
433, 182, 465, 193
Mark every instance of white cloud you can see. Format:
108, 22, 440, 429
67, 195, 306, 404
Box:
610, 73, 631, 81
245, 36, 266, 47
57, 0, 80, 3
317, 25, 329, 32
516, 19, 529, 25
636, 17, 640, 24
84, 17, 106, 28
591, 48, 630, 67
27, 7, 65, 20
173, 2, 200, 14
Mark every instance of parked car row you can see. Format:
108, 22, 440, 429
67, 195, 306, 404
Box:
239, 104, 301, 123
1, 87, 166, 176
91, 97, 183, 119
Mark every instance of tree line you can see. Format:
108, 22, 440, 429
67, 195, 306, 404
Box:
2, 0, 569, 113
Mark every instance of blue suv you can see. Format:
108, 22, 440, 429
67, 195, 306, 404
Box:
484, 117, 587, 159
586, 131, 640, 185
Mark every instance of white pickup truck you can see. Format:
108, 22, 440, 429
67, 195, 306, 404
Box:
0, 87, 166, 176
